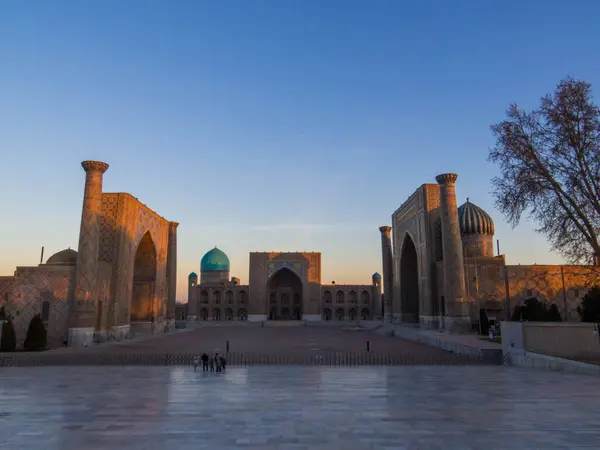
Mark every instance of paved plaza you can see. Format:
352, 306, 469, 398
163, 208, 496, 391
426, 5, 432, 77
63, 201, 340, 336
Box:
1, 365, 598, 449
1, 325, 485, 366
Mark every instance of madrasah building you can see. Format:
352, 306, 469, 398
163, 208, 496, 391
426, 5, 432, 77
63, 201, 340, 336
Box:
181, 248, 382, 322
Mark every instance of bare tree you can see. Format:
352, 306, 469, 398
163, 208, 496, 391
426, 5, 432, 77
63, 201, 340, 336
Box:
489, 78, 600, 265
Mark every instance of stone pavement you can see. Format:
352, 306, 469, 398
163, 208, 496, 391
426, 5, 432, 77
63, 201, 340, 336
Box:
1, 365, 599, 449
0, 326, 487, 366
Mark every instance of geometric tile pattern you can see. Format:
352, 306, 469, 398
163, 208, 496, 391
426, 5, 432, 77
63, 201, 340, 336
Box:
1, 366, 600, 449
99, 193, 171, 327
0, 267, 74, 348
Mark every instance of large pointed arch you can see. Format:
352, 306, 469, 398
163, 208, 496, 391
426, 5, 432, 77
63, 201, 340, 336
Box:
130, 231, 157, 322
400, 232, 420, 323
267, 268, 303, 320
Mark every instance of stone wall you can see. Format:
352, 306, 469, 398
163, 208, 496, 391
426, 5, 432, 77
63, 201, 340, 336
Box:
502, 321, 600, 362
463, 262, 600, 322
1, 266, 75, 348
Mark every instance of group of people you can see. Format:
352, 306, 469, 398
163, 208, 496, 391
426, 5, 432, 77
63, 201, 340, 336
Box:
194, 352, 227, 372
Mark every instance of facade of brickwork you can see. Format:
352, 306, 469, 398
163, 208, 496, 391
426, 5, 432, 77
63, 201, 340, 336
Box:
184, 251, 381, 322
0, 161, 178, 348
384, 172, 600, 331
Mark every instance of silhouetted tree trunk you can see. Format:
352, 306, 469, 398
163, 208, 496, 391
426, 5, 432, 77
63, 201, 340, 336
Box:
489, 77, 600, 264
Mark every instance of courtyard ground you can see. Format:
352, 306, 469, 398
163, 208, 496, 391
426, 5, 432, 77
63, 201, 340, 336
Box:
0, 324, 486, 366
0, 365, 598, 449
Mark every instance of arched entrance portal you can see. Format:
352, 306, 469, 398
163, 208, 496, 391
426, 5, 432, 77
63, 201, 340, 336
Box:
267, 268, 302, 320
130, 231, 157, 322
400, 234, 420, 323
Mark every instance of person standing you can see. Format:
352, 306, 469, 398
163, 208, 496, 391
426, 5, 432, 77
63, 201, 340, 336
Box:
201, 352, 209, 372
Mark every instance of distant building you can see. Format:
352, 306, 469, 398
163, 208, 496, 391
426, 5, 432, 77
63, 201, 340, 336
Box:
180, 248, 382, 322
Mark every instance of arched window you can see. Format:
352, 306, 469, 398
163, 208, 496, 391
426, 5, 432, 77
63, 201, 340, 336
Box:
323, 290, 332, 303
237, 308, 247, 321
200, 291, 208, 304
361, 308, 370, 320
349, 308, 357, 320
322, 308, 332, 321
225, 308, 233, 321
361, 290, 370, 304
214, 291, 221, 304
199, 308, 208, 320
212, 308, 221, 321
226, 291, 234, 304
336, 291, 344, 304
335, 308, 344, 320
238, 291, 247, 305
349, 290, 357, 304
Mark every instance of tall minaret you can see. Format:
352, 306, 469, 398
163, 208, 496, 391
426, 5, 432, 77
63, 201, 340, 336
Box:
372, 272, 382, 320
379, 226, 394, 323
70, 161, 109, 337
436, 173, 470, 332
166, 221, 179, 320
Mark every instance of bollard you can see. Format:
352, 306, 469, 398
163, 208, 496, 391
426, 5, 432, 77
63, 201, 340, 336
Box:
226, 340, 230, 352
366, 340, 370, 352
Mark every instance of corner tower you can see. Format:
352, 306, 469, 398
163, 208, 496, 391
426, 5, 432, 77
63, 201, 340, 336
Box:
436, 173, 470, 332
69, 160, 109, 343
379, 226, 394, 323
372, 272, 382, 320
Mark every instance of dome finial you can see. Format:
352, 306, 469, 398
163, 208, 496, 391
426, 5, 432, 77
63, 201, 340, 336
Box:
466, 197, 469, 203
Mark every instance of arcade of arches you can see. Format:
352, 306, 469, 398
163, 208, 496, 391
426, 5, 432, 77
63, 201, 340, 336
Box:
321, 289, 371, 321
130, 232, 157, 322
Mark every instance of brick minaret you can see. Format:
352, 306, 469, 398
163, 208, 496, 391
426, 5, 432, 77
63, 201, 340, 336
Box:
436, 173, 470, 332
166, 221, 179, 320
372, 273, 382, 320
71, 160, 109, 330
379, 226, 394, 323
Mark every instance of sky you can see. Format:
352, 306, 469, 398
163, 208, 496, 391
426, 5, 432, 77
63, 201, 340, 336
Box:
1, 0, 600, 302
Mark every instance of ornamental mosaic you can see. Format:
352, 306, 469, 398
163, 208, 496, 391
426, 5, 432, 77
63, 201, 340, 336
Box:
267, 261, 303, 279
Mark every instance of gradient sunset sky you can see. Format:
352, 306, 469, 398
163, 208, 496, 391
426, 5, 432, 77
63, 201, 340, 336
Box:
2, 1, 600, 301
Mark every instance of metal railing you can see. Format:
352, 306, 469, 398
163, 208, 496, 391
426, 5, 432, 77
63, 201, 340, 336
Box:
0, 350, 493, 367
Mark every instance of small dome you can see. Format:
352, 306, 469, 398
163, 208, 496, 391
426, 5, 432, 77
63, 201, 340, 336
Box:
372, 272, 382, 279
188, 272, 198, 279
46, 248, 77, 266
458, 199, 495, 235
200, 247, 230, 272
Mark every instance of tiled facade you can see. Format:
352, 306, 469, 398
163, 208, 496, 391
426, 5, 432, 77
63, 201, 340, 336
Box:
383, 173, 600, 330
0, 161, 178, 348
184, 252, 382, 322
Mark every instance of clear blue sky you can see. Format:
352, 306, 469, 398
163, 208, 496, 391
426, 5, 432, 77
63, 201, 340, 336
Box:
2, 0, 599, 301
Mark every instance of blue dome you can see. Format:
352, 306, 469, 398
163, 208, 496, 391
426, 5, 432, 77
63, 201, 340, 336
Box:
372, 272, 382, 279
458, 199, 495, 235
200, 247, 230, 272
188, 272, 198, 279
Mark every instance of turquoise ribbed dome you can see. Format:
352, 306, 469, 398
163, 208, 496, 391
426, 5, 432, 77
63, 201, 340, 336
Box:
372, 272, 382, 279
200, 247, 230, 272
188, 272, 198, 279
458, 199, 495, 235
